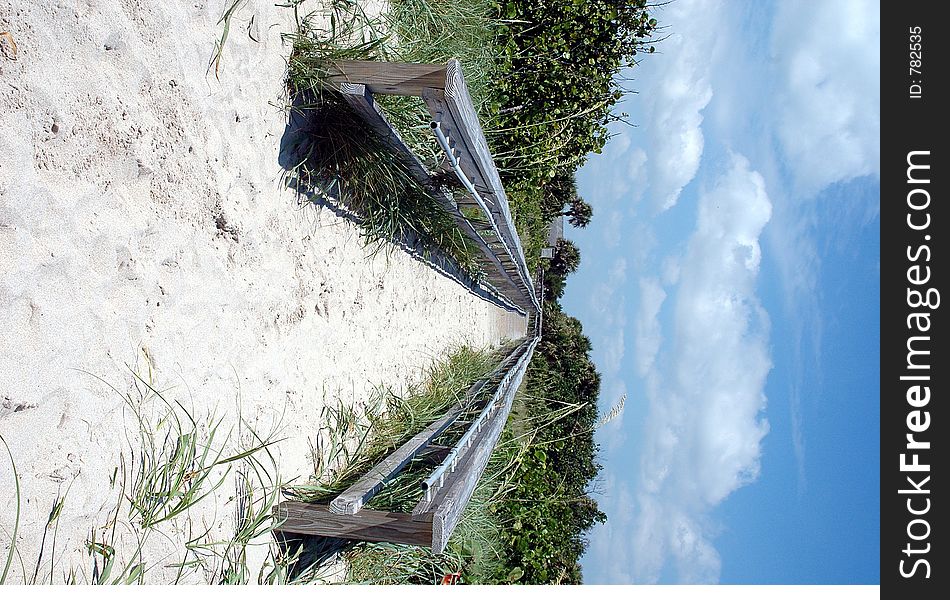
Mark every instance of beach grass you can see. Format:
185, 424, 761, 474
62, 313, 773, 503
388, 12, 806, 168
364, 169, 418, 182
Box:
1, 361, 292, 585
281, 0, 506, 279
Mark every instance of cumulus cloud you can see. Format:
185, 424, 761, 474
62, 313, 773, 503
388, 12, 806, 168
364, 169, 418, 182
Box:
634, 277, 666, 377
581, 0, 879, 583
761, 1, 879, 490
630, 153, 773, 582
771, 0, 880, 193
641, 0, 720, 211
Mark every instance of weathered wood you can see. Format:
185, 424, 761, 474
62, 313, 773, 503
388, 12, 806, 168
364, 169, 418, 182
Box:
338, 83, 526, 305
339, 83, 434, 186
337, 60, 537, 313
414, 338, 538, 554
330, 342, 523, 515
329, 403, 468, 515
423, 388, 520, 553
422, 87, 484, 188
438, 61, 537, 312
442, 61, 520, 249
280, 60, 544, 554
328, 60, 447, 96
275, 502, 433, 546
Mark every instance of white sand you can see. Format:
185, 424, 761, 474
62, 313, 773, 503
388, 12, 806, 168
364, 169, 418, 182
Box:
0, 0, 525, 583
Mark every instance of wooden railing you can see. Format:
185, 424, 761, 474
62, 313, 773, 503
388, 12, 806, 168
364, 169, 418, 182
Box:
275, 336, 537, 553
329, 59, 540, 315
272, 59, 543, 554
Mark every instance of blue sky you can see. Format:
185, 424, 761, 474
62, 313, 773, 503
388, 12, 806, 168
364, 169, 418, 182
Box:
565, 0, 880, 583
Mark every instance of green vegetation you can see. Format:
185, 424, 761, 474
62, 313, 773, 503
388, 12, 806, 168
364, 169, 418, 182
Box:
490, 0, 658, 181
308, 317, 605, 584
491, 293, 604, 584
281, 0, 504, 275
489, 0, 658, 269
282, 0, 656, 270
286, 345, 502, 508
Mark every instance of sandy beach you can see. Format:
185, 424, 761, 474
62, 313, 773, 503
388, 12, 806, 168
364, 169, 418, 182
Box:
0, 0, 525, 583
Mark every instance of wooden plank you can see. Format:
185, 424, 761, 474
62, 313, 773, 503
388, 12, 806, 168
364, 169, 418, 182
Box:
414, 338, 539, 554
442, 61, 513, 233
338, 83, 433, 185
422, 79, 537, 312
423, 88, 484, 187
420, 391, 515, 553
336, 61, 537, 313
328, 384, 491, 515
439, 61, 537, 311
275, 502, 432, 546
328, 60, 447, 96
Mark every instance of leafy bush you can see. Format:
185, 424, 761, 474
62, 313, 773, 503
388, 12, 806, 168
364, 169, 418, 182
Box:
488, 0, 658, 187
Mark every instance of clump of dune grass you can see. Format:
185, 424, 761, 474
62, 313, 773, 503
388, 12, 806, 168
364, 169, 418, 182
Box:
87, 364, 290, 584
281, 90, 483, 276
344, 464, 508, 585
285, 0, 503, 160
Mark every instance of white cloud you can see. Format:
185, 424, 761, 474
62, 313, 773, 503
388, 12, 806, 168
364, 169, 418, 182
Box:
583, 0, 880, 583
661, 255, 680, 286
587, 475, 637, 583
587, 257, 629, 449
628, 221, 657, 267
641, 0, 721, 211
771, 0, 880, 193
602, 210, 623, 247
634, 277, 666, 377
761, 1, 879, 492
627, 147, 648, 186
630, 153, 773, 582
588, 257, 628, 328
580, 133, 645, 206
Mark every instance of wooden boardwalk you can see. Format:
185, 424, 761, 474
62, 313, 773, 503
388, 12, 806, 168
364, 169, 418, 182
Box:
274, 59, 543, 554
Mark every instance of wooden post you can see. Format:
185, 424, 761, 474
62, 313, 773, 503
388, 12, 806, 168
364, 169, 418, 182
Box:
275, 502, 433, 546
327, 60, 447, 96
